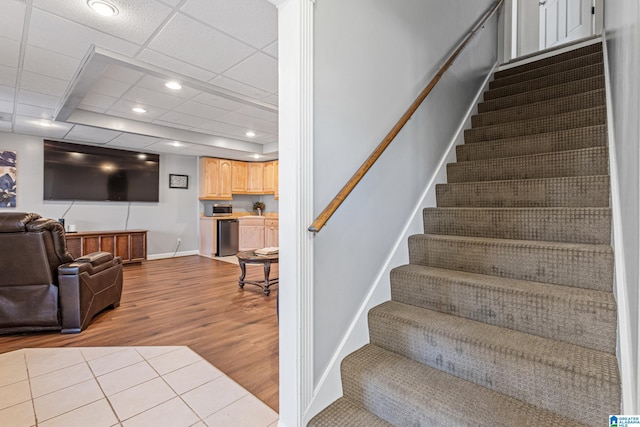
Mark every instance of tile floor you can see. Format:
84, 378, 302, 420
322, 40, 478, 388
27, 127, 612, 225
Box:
0, 346, 278, 427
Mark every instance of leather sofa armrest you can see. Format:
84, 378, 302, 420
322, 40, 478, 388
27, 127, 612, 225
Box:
59, 251, 122, 276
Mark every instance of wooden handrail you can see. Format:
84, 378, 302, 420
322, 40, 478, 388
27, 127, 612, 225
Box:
308, 0, 504, 233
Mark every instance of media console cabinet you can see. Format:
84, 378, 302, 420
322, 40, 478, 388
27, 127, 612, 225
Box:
65, 230, 147, 264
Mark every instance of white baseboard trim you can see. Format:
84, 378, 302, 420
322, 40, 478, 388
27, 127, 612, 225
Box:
602, 36, 637, 414
147, 250, 199, 260
303, 61, 499, 423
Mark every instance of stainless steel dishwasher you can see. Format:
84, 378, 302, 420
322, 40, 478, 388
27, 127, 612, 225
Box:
216, 219, 239, 256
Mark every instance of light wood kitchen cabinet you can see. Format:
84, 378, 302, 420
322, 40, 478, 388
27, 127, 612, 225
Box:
239, 217, 265, 250
274, 160, 279, 199
199, 157, 232, 200
231, 161, 248, 194
265, 219, 279, 247
247, 162, 265, 194
263, 161, 276, 194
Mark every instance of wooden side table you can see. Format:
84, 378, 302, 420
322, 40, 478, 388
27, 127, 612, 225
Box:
236, 250, 279, 296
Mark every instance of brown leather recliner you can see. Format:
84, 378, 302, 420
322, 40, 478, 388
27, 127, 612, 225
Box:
0, 212, 123, 334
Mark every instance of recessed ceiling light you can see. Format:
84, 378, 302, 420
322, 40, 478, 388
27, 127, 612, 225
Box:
132, 107, 147, 113
38, 120, 53, 127
165, 81, 182, 90
246, 131, 256, 137
252, 154, 261, 159
171, 141, 182, 147
87, 0, 119, 17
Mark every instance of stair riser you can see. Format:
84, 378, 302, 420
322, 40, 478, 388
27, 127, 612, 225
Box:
367, 305, 619, 425
390, 266, 617, 352
436, 176, 610, 208
495, 42, 602, 79
422, 207, 611, 244
447, 147, 609, 183
472, 90, 605, 128
490, 52, 603, 90
456, 126, 607, 161
485, 63, 603, 101
479, 76, 604, 113
408, 234, 613, 291
465, 107, 606, 143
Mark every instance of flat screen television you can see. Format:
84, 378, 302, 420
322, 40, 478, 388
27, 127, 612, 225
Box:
43, 140, 160, 202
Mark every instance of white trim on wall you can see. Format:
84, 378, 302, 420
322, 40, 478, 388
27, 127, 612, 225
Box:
602, 36, 637, 415
270, 0, 315, 426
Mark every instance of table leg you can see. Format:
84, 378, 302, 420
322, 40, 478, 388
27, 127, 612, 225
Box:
238, 260, 247, 288
263, 260, 271, 296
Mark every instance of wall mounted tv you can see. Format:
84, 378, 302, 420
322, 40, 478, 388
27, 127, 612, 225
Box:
43, 140, 160, 202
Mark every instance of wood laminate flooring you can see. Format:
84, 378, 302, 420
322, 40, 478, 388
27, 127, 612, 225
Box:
0, 255, 279, 412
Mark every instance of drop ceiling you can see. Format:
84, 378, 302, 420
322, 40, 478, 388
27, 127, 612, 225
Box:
0, 0, 279, 160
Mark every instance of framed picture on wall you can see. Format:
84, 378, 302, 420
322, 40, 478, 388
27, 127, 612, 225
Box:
0, 150, 17, 207
169, 174, 189, 189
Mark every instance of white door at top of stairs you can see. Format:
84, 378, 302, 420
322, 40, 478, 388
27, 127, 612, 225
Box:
539, 0, 594, 49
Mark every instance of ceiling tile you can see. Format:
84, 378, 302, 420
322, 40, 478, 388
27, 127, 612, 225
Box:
0, 122, 12, 132
189, 92, 246, 112
0, 100, 14, 115
64, 124, 122, 144
108, 133, 163, 149
146, 139, 195, 152
27, 9, 140, 60
19, 71, 68, 97
23, 46, 81, 81
215, 111, 277, 134
136, 49, 217, 83
223, 52, 277, 93
79, 92, 118, 110
151, 119, 193, 131
90, 77, 132, 98
122, 86, 185, 110
194, 120, 246, 135
0, 85, 16, 102
0, 0, 26, 41
209, 75, 270, 99
17, 89, 60, 109
147, 13, 256, 74
262, 40, 278, 59
156, 0, 183, 6
15, 103, 54, 119
156, 110, 206, 128
0, 37, 21, 68
102, 64, 145, 85
262, 94, 278, 105
32, 0, 174, 45
181, 0, 277, 49
0, 65, 18, 87
173, 100, 230, 120
236, 105, 278, 123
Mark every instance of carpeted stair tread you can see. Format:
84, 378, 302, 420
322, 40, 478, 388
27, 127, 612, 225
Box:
490, 52, 603, 90
447, 147, 608, 183
341, 344, 590, 427
464, 106, 606, 143
390, 264, 616, 352
472, 89, 605, 127
367, 301, 620, 425
495, 42, 602, 79
456, 125, 607, 161
307, 397, 393, 427
408, 234, 613, 291
422, 207, 611, 244
436, 175, 610, 208
479, 75, 604, 113
484, 62, 603, 101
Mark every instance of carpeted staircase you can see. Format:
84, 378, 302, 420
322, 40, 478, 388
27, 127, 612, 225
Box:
308, 40, 621, 426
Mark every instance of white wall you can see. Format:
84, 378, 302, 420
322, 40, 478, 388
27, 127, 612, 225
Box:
517, 0, 539, 56
312, 0, 497, 393
604, 0, 640, 412
0, 131, 200, 258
